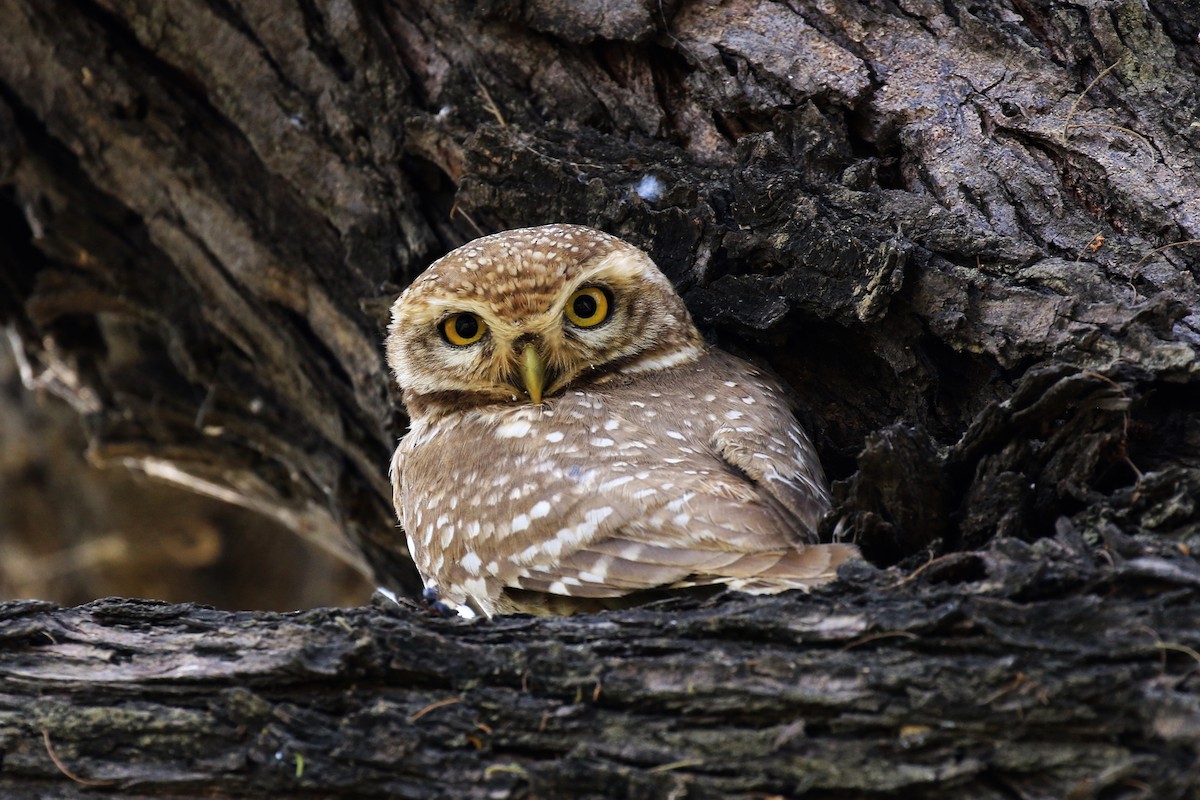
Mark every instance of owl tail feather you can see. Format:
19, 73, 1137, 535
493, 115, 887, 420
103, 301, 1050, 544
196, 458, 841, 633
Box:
716, 542, 860, 594
499, 542, 860, 614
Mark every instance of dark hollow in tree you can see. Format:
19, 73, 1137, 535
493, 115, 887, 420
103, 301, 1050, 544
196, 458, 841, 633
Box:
1, 0, 1198, 796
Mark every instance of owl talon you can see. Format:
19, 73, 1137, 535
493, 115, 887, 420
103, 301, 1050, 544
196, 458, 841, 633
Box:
420, 587, 456, 617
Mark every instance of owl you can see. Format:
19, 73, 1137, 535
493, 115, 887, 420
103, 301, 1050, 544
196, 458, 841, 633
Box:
387, 225, 857, 617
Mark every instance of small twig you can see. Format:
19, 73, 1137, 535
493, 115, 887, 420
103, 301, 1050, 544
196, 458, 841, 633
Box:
485, 763, 529, 779
194, 381, 217, 428
649, 758, 705, 773
1062, 58, 1124, 140
449, 204, 486, 237
1080, 370, 1122, 392
1132, 239, 1200, 270
838, 631, 920, 652
408, 697, 462, 722
656, 0, 698, 62
1062, 122, 1156, 158
1079, 370, 1142, 479
42, 729, 115, 787
474, 74, 507, 129
1136, 625, 1200, 679
512, 138, 610, 173
883, 553, 963, 589
1061, 57, 1156, 158
978, 672, 1031, 706
1154, 641, 1200, 668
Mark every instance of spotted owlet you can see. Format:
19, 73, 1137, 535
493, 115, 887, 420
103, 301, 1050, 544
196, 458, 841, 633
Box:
387, 224, 857, 617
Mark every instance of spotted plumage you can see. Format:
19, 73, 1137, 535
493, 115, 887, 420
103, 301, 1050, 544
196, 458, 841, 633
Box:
387, 224, 857, 617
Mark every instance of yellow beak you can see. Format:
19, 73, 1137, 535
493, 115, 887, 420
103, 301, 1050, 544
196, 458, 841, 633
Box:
521, 344, 546, 405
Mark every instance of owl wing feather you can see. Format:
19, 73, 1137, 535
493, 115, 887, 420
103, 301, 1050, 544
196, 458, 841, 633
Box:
394, 352, 854, 616
501, 391, 846, 607
710, 415, 832, 544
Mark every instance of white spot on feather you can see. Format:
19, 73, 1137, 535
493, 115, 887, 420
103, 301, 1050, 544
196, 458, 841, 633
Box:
586, 507, 614, 525
463, 577, 489, 602
666, 492, 695, 512
495, 419, 532, 438
599, 475, 634, 491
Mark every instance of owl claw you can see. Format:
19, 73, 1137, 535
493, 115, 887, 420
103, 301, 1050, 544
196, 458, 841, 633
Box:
421, 586, 456, 617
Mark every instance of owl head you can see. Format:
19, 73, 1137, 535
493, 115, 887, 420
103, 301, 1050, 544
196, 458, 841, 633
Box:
387, 225, 704, 413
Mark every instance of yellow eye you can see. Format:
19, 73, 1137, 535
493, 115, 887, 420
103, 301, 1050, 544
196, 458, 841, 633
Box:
565, 286, 611, 328
441, 313, 486, 346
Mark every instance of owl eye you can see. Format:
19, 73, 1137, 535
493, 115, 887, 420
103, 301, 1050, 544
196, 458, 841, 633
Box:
441, 313, 486, 346
565, 286, 611, 328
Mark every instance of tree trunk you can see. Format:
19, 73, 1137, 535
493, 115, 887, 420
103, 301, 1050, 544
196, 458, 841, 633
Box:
1, 0, 1198, 795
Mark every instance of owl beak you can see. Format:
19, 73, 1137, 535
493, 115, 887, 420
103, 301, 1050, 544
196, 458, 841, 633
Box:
520, 343, 546, 404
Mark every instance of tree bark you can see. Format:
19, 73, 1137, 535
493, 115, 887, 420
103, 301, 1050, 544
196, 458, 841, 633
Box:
1, 0, 1199, 795
1, 535, 1198, 799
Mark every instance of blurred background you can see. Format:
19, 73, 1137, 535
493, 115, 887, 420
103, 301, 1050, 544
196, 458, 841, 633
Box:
0, 341, 372, 610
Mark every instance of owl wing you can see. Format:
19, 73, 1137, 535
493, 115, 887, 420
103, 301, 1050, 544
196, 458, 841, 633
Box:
710, 408, 832, 544
395, 367, 849, 615
504, 456, 849, 605
494, 407, 844, 605
510, 358, 847, 603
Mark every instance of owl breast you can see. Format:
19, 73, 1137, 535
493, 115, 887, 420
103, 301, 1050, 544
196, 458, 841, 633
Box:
393, 349, 838, 617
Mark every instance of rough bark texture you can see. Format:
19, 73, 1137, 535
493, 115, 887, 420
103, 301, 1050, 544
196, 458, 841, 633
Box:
1, 536, 1198, 799
1, 0, 1199, 795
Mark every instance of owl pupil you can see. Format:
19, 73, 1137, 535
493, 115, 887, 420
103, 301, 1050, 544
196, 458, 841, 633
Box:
455, 315, 478, 339
573, 295, 597, 318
